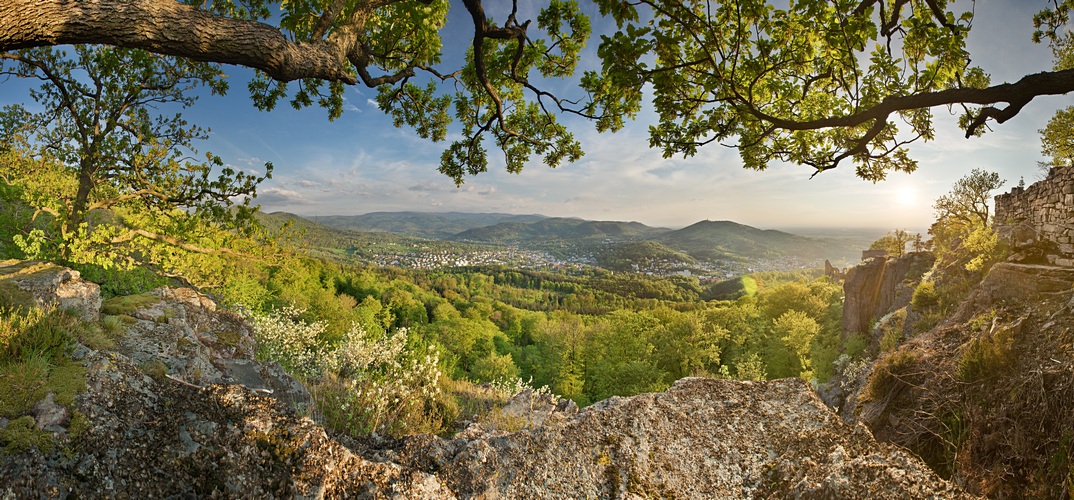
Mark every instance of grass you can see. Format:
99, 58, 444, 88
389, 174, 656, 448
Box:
0, 304, 87, 456
861, 350, 919, 404
100, 292, 160, 316
958, 322, 1016, 383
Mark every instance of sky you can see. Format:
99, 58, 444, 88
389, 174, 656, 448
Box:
2, 0, 1069, 232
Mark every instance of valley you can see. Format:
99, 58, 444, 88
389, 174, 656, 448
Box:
264, 211, 879, 280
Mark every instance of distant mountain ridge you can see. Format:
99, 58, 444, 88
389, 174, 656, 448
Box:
291, 211, 862, 267
452, 217, 668, 244
657, 220, 848, 262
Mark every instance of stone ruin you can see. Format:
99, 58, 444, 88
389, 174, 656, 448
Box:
995, 167, 1074, 266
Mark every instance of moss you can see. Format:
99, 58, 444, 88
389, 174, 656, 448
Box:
67, 410, 90, 441
215, 330, 244, 348
0, 415, 54, 454
247, 427, 301, 461
0, 280, 35, 310
140, 359, 168, 381
47, 358, 86, 407
101, 293, 160, 316
0, 262, 65, 310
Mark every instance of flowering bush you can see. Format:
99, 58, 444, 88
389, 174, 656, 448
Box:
488, 376, 555, 399
248, 307, 327, 378
250, 307, 451, 436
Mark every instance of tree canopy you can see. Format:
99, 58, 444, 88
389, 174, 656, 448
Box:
2, 0, 1074, 182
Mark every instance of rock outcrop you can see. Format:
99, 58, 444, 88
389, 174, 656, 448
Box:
380, 377, 969, 499
1, 262, 971, 498
849, 261, 1074, 498
841, 252, 933, 338
0, 260, 101, 321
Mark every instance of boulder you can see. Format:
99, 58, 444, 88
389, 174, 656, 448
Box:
107, 286, 310, 410
0, 260, 101, 321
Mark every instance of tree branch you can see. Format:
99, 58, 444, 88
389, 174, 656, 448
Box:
110, 228, 246, 257
0, 0, 357, 84
747, 69, 1074, 137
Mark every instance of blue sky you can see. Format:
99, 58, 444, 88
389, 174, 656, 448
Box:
2, 1, 1067, 232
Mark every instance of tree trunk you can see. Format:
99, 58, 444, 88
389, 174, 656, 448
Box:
0, 0, 356, 84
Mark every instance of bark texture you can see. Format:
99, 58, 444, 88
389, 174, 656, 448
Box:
0, 0, 356, 83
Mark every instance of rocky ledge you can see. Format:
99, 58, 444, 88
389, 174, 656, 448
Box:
0, 262, 971, 498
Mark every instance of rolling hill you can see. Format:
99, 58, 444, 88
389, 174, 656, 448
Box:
452, 217, 668, 244
656, 220, 859, 263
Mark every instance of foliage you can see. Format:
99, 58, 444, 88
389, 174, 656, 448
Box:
313, 328, 447, 437
1039, 106, 1074, 170
912, 281, 939, 309
248, 306, 327, 378
0, 45, 269, 270
9, 1, 1074, 183
586, 0, 990, 180
249, 303, 451, 436
933, 169, 1005, 229
772, 310, 819, 378
870, 229, 914, 257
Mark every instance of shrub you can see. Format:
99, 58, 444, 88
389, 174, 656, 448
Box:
861, 350, 919, 404
312, 340, 447, 436
912, 281, 939, 309
252, 308, 451, 437
248, 307, 327, 378
958, 323, 1016, 383
843, 332, 869, 359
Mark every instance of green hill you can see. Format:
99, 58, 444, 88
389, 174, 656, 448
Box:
656, 220, 857, 263
594, 241, 697, 272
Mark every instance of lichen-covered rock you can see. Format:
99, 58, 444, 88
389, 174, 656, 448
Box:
381, 378, 971, 499
106, 286, 312, 409
0, 260, 100, 321
0, 350, 452, 498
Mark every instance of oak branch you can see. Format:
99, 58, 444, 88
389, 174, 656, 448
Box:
0, 0, 359, 84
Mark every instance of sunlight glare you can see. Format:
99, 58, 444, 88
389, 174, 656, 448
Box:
896, 187, 917, 206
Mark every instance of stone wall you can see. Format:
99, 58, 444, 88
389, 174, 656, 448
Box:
995, 167, 1074, 266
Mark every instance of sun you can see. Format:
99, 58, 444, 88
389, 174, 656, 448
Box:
896, 187, 917, 206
